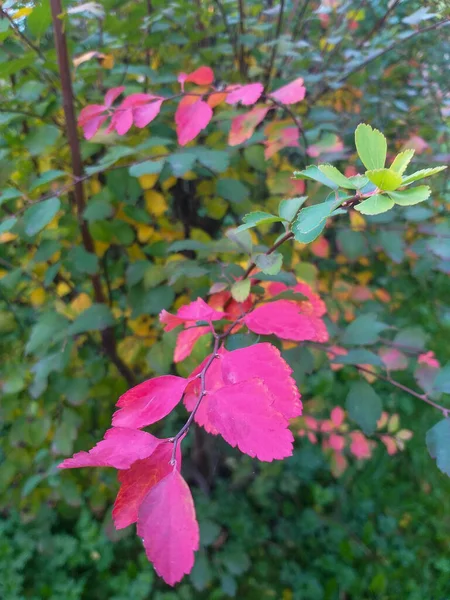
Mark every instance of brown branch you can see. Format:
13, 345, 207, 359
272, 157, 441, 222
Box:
242, 231, 294, 280
264, 0, 285, 89
50, 0, 135, 386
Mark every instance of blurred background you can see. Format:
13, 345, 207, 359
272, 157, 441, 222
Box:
0, 0, 449, 598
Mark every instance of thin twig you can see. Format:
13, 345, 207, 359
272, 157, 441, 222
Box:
264, 0, 285, 89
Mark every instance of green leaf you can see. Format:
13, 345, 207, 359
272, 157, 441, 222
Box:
278, 196, 307, 222
426, 419, 450, 477
28, 0, 52, 38
293, 220, 326, 244
225, 333, 259, 351
355, 123, 387, 170
129, 159, 165, 177
401, 166, 446, 186
0, 188, 22, 205
244, 146, 266, 172
68, 247, 99, 275
168, 152, 197, 177
83, 198, 114, 222
231, 279, 251, 302
195, 149, 229, 173
378, 230, 405, 263
346, 381, 382, 435
390, 149, 415, 174
26, 312, 69, 354
23, 197, 60, 236
236, 211, 282, 232
318, 165, 356, 189
348, 175, 369, 189
366, 169, 403, 191
216, 179, 250, 203
428, 238, 450, 260
332, 349, 383, 367
388, 186, 431, 206
25, 124, 60, 156
293, 165, 338, 189
342, 313, 389, 345
293, 200, 339, 235
0, 217, 17, 234
29, 170, 66, 191
254, 252, 283, 275
433, 364, 450, 394
355, 194, 394, 215
67, 304, 114, 335
226, 228, 253, 254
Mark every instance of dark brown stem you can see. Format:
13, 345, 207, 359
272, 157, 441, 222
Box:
242, 231, 294, 280
50, 0, 135, 386
213, 0, 239, 62
171, 334, 221, 463
238, 0, 246, 76
264, 0, 285, 89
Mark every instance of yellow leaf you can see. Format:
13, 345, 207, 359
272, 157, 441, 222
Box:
0, 269, 8, 279
94, 240, 109, 257
0, 232, 17, 243
138, 174, 159, 190
128, 244, 147, 260
118, 336, 143, 365
100, 54, 114, 69
128, 315, 155, 337
57, 282, 71, 297
136, 224, 155, 243
350, 211, 366, 230
145, 190, 167, 217
30, 288, 46, 306
161, 176, 177, 191
70, 293, 92, 314
204, 196, 227, 219
14, 7, 33, 18
182, 170, 197, 181
197, 180, 214, 195
90, 179, 102, 194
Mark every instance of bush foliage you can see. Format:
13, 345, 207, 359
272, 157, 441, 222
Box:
0, 0, 449, 597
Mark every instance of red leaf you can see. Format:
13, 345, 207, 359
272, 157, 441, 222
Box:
226, 83, 263, 106
108, 107, 133, 135
113, 441, 178, 529
160, 297, 225, 332
228, 106, 270, 146
78, 104, 107, 139
112, 375, 189, 428
207, 379, 294, 461
174, 326, 210, 363
178, 66, 214, 88
58, 427, 160, 470
330, 406, 345, 427
269, 77, 306, 105
350, 432, 372, 460
264, 126, 300, 159
137, 469, 199, 586
221, 343, 302, 418
133, 99, 163, 128
175, 99, 213, 146
244, 300, 329, 343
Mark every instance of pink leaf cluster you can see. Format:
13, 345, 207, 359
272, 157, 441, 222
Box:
78, 67, 307, 147
298, 407, 412, 477
78, 87, 163, 139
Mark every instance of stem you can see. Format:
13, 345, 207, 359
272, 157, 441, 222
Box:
264, 0, 285, 89
171, 335, 221, 464
242, 231, 294, 279
50, 0, 135, 387
213, 0, 239, 61
356, 0, 401, 50
238, 0, 246, 76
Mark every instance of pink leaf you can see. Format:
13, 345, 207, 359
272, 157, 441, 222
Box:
226, 83, 264, 106
58, 427, 160, 470
78, 104, 108, 139
174, 326, 210, 363
178, 66, 214, 87
82, 114, 108, 139
330, 406, 345, 427
380, 434, 398, 455
104, 86, 125, 107
328, 433, 345, 452
264, 126, 300, 159
183, 352, 226, 434
109, 107, 133, 135
137, 469, 199, 586
379, 347, 408, 371
228, 106, 270, 146
269, 77, 306, 105
112, 375, 189, 428
113, 441, 178, 529
133, 99, 163, 128
207, 379, 294, 461
175, 99, 213, 146
244, 300, 329, 343
221, 342, 302, 418
418, 351, 440, 369
350, 432, 371, 460
160, 297, 225, 332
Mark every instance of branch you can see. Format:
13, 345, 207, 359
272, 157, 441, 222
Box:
50, 0, 135, 387
264, 0, 285, 89
310, 18, 450, 103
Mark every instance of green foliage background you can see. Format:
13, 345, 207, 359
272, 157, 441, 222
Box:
0, 0, 449, 598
